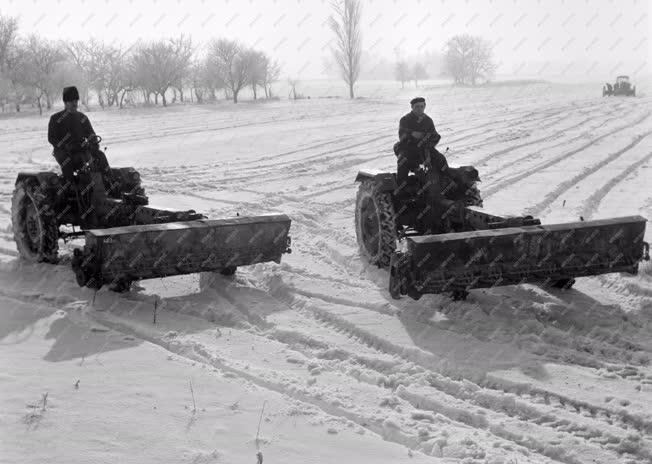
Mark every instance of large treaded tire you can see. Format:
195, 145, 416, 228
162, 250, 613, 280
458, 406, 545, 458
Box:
355, 180, 398, 268
11, 179, 59, 263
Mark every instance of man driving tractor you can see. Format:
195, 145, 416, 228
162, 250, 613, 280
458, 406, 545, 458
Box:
394, 97, 451, 194
48, 86, 110, 182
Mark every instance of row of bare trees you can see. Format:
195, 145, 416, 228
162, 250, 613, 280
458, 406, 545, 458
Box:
395, 62, 428, 89
0, 13, 282, 113
0, 17, 79, 114
393, 35, 496, 88
197, 39, 280, 104
1, 6, 497, 113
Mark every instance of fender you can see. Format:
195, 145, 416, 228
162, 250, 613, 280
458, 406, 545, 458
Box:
354, 170, 397, 193
15, 172, 61, 188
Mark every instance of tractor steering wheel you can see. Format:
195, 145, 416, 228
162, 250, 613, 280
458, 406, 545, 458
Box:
81, 134, 102, 148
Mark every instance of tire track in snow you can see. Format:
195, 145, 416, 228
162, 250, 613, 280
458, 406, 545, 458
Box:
149, 98, 614, 189
246, 282, 652, 462
5, 284, 549, 463
477, 111, 626, 181
524, 130, 652, 217
482, 111, 651, 198
194, 103, 632, 196
579, 151, 652, 220
471, 110, 617, 169
458, 100, 627, 165
289, 291, 652, 435
192, 275, 649, 463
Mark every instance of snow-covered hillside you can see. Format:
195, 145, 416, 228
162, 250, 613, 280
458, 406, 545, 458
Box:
1, 81, 651, 463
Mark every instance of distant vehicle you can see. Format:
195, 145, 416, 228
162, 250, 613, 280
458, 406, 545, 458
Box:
603, 76, 636, 97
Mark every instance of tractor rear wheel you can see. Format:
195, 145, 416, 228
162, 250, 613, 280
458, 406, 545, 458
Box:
11, 179, 59, 263
355, 180, 398, 268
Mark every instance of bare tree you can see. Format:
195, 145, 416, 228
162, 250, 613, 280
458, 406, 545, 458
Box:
189, 61, 207, 103
0, 13, 18, 72
288, 78, 299, 100
67, 39, 134, 108
328, 0, 362, 99
168, 35, 193, 102
261, 57, 280, 98
444, 34, 495, 86
24, 36, 65, 114
412, 62, 427, 88
3, 38, 28, 112
109, 48, 135, 108
131, 36, 193, 106
0, 76, 10, 111
0, 14, 19, 111
67, 39, 100, 105
206, 39, 249, 103
395, 61, 409, 89
130, 48, 156, 104
245, 50, 266, 100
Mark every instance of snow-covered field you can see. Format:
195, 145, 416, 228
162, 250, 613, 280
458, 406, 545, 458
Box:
1, 81, 652, 464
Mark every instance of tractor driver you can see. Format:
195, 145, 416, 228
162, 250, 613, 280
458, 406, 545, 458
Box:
395, 97, 448, 191
48, 86, 110, 182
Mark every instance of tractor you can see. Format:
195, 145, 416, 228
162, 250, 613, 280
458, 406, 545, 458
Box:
11, 135, 291, 292
603, 76, 636, 97
354, 135, 648, 300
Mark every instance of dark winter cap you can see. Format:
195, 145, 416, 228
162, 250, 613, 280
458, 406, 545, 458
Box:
62, 86, 80, 102
410, 97, 425, 105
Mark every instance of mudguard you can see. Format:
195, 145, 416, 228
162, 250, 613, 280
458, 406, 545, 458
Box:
354, 170, 397, 193
15, 172, 60, 187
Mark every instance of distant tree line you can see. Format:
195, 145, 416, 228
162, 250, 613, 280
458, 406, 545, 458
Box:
393, 34, 496, 88
394, 61, 428, 89
0, 13, 281, 114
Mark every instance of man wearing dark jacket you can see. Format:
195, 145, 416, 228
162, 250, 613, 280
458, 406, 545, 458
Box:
48, 86, 109, 181
395, 97, 446, 190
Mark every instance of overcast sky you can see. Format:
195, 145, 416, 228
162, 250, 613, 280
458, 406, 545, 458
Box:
1, 0, 650, 79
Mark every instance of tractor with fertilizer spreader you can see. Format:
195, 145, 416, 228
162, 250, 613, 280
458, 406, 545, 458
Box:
11, 135, 291, 292
355, 135, 649, 300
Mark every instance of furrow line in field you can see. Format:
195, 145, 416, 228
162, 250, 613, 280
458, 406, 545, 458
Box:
525, 130, 652, 217
579, 151, 652, 220
200, 277, 645, 463
482, 112, 651, 198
